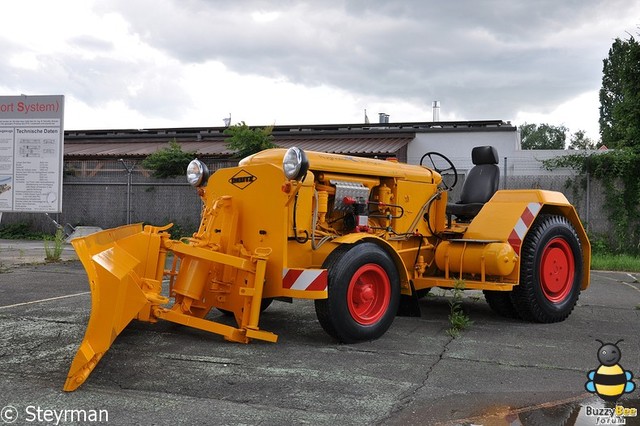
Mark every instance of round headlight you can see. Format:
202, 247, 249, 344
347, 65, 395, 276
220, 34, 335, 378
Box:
187, 159, 209, 187
283, 147, 309, 181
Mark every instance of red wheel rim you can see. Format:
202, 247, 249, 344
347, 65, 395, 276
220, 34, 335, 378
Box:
539, 237, 575, 303
347, 264, 391, 325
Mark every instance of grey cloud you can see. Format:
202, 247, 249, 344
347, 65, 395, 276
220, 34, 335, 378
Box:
75, 0, 640, 123
2, 47, 191, 121
68, 35, 115, 53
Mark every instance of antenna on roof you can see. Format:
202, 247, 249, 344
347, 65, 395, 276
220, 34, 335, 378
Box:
223, 113, 231, 127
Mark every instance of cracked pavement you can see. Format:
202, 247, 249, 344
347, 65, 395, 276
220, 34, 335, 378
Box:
0, 258, 638, 425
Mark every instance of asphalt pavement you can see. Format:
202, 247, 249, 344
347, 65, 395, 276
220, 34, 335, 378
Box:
0, 239, 78, 266
0, 239, 638, 425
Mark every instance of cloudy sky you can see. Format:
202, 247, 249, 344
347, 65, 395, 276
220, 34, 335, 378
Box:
3, 1, 639, 139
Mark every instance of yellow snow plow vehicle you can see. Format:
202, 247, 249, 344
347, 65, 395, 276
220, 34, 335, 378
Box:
64, 146, 590, 391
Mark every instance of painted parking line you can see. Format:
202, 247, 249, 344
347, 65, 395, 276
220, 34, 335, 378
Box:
0, 291, 90, 310
621, 281, 640, 294
590, 272, 640, 294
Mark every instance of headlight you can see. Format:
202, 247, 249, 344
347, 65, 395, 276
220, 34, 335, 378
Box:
186, 159, 209, 187
283, 147, 309, 181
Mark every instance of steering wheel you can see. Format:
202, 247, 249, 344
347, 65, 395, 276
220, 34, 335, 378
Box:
419, 152, 458, 190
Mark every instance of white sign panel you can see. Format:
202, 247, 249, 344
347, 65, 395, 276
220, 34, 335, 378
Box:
0, 95, 64, 213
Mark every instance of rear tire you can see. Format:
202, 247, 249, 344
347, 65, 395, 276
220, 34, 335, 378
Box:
510, 214, 582, 323
315, 243, 400, 343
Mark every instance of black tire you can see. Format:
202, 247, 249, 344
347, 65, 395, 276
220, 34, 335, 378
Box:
314, 243, 400, 343
483, 290, 520, 319
510, 214, 583, 323
415, 288, 431, 299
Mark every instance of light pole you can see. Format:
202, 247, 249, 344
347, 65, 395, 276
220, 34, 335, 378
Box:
118, 159, 135, 224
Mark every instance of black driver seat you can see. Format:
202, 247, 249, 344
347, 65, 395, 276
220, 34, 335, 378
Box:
446, 146, 500, 222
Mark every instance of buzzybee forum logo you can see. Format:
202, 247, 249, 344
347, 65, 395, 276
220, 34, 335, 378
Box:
585, 339, 636, 402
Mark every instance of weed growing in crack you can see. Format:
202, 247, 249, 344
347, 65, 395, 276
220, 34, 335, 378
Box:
446, 279, 473, 338
44, 228, 64, 262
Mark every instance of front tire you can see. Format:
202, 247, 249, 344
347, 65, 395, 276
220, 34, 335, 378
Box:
315, 243, 400, 343
510, 214, 583, 323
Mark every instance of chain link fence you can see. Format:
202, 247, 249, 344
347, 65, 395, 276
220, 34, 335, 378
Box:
2, 157, 611, 241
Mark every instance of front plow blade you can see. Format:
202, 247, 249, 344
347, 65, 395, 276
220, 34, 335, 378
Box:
64, 224, 167, 391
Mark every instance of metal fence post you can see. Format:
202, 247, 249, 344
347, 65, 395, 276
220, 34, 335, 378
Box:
118, 159, 135, 225
503, 157, 508, 189
585, 167, 590, 232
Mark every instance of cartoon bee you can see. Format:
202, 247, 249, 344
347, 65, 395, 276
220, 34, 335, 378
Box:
585, 339, 636, 402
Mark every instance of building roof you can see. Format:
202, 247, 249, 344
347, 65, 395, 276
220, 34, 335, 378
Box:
276, 134, 413, 155
63, 120, 514, 159
63, 134, 414, 158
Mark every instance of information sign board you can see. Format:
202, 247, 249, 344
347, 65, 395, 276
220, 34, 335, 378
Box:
0, 95, 64, 213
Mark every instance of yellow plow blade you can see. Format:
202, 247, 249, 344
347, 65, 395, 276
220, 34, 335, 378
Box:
64, 224, 168, 391
64, 221, 277, 391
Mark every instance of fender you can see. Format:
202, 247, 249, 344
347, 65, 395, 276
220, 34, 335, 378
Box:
330, 234, 413, 295
464, 189, 590, 290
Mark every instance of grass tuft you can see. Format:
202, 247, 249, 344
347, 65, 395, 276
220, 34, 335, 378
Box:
44, 228, 65, 262
446, 280, 473, 338
591, 253, 640, 272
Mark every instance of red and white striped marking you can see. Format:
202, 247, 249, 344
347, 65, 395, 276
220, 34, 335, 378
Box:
282, 268, 328, 291
507, 202, 542, 255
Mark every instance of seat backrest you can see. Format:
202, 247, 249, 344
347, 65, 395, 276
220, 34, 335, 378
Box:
458, 146, 500, 204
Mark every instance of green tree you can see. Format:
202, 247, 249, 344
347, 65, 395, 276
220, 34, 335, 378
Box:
224, 121, 276, 159
519, 122, 568, 149
543, 148, 640, 254
556, 33, 640, 253
599, 35, 640, 149
142, 139, 197, 178
568, 130, 597, 150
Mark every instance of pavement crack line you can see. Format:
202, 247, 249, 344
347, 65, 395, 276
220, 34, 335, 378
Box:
79, 379, 348, 422
331, 346, 380, 355
157, 353, 243, 366
378, 334, 456, 424
377, 333, 586, 425
0, 314, 78, 325
444, 354, 585, 372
